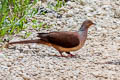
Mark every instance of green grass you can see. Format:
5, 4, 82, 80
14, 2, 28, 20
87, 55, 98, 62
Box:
54, 0, 65, 11
0, 0, 66, 42
0, 0, 38, 37
47, 0, 65, 11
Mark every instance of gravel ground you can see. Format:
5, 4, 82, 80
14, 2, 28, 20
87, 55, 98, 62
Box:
0, 0, 120, 80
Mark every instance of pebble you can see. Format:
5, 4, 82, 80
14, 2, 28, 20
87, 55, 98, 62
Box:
0, 53, 6, 58
66, 10, 74, 17
114, 8, 120, 18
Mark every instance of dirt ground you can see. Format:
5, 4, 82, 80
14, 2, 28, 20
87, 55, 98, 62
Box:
0, 0, 120, 80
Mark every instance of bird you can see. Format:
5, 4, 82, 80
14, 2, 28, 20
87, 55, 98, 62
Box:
7, 20, 95, 57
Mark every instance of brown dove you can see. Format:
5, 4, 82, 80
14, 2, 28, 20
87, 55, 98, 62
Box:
7, 20, 95, 57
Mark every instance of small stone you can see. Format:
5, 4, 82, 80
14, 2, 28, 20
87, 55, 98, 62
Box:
47, 13, 54, 18
114, 8, 120, 18
57, 14, 62, 18
66, 10, 74, 17
0, 53, 6, 58
57, 21, 62, 25
74, 8, 80, 14
21, 31, 26, 34
87, 13, 93, 17
84, 6, 94, 12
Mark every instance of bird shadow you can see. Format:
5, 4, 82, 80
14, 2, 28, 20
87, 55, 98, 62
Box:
7, 47, 85, 59
47, 54, 85, 59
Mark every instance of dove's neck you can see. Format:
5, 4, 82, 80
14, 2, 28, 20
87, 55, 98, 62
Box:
79, 24, 88, 31
78, 25, 88, 40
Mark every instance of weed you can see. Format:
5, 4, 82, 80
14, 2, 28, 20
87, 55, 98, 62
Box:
0, 0, 38, 37
22, 31, 32, 39
47, 0, 65, 11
